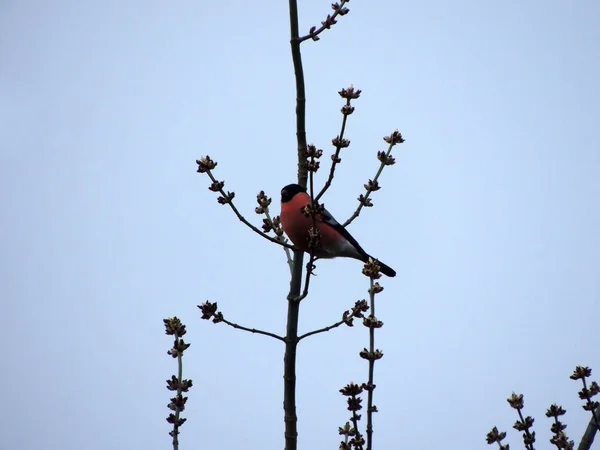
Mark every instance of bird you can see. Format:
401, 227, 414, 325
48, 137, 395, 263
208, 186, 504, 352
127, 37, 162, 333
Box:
280, 183, 396, 277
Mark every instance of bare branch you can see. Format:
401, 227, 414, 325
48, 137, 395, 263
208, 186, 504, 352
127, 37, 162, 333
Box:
164, 317, 192, 450
196, 161, 294, 249
219, 318, 285, 342
198, 302, 285, 342
265, 207, 294, 272
299, 299, 369, 341
298, 1, 351, 43
577, 406, 600, 450
285, 0, 310, 447
315, 86, 361, 203
343, 130, 404, 227
363, 274, 384, 450
299, 319, 345, 341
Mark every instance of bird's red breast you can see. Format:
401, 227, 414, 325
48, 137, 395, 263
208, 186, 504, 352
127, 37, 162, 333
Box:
280, 191, 345, 256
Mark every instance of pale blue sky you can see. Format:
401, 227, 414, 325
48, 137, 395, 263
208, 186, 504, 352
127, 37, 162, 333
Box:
2, 1, 599, 449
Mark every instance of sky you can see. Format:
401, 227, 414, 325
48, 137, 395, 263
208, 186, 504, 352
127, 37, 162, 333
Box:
2, 1, 600, 449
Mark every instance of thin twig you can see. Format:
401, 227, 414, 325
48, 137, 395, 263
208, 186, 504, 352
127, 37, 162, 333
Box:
172, 335, 183, 450
298, 0, 350, 43
343, 140, 395, 227
220, 317, 285, 342
516, 408, 535, 450
582, 378, 600, 431
298, 319, 345, 341
295, 166, 318, 302
350, 398, 364, 450
264, 207, 294, 272
365, 276, 376, 450
205, 169, 294, 249
315, 98, 351, 202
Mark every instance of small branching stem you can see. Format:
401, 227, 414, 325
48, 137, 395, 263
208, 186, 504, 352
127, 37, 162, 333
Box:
220, 318, 285, 342
204, 169, 293, 248
298, 319, 346, 341
316, 97, 351, 202
366, 276, 376, 450
344, 139, 396, 227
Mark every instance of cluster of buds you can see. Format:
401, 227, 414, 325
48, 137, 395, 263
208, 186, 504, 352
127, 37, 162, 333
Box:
339, 85, 361, 100
254, 190, 271, 214
362, 258, 383, 279
196, 155, 217, 173
507, 393, 536, 449
338, 382, 366, 450
306, 1, 350, 42
163, 317, 193, 442
341, 299, 370, 326
383, 130, 405, 145
254, 191, 285, 238
571, 366, 600, 414
198, 301, 224, 324
305, 144, 323, 173
486, 426, 509, 450
196, 155, 236, 205
377, 151, 396, 166
546, 404, 574, 449
262, 215, 284, 237
332, 135, 351, 150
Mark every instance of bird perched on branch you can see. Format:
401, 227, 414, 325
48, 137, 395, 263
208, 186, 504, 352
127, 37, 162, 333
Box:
280, 183, 396, 277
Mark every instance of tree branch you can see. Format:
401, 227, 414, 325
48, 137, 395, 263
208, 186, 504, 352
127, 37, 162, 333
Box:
221, 318, 285, 341
285, 0, 309, 445
298, 0, 350, 43
264, 207, 294, 272
298, 319, 345, 341
577, 406, 600, 450
315, 91, 357, 203
197, 165, 294, 248
343, 131, 404, 227
365, 276, 377, 450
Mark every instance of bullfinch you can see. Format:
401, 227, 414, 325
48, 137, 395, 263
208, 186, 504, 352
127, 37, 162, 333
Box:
280, 183, 396, 277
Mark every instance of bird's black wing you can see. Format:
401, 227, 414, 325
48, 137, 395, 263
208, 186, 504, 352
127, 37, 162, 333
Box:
320, 206, 369, 259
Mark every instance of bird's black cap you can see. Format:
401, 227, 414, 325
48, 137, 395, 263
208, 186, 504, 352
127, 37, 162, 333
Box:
281, 184, 306, 203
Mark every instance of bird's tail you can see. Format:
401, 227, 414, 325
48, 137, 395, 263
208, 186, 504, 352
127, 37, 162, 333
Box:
377, 260, 396, 277
363, 255, 396, 278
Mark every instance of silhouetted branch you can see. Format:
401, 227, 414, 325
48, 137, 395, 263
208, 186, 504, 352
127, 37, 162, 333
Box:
198, 301, 285, 342
577, 406, 600, 450
506, 393, 536, 450
164, 317, 192, 450
315, 86, 360, 202
298, 299, 369, 341
255, 190, 294, 271
298, 1, 350, 43
196, 157, 294, 249
546, 404, 574, 450
285, 0, 309, 446
571, 366, 600, 450
343, 131, 404, 227
361, 263, 384, 450
339, 383, 366, 450
486, 426, 509, 450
